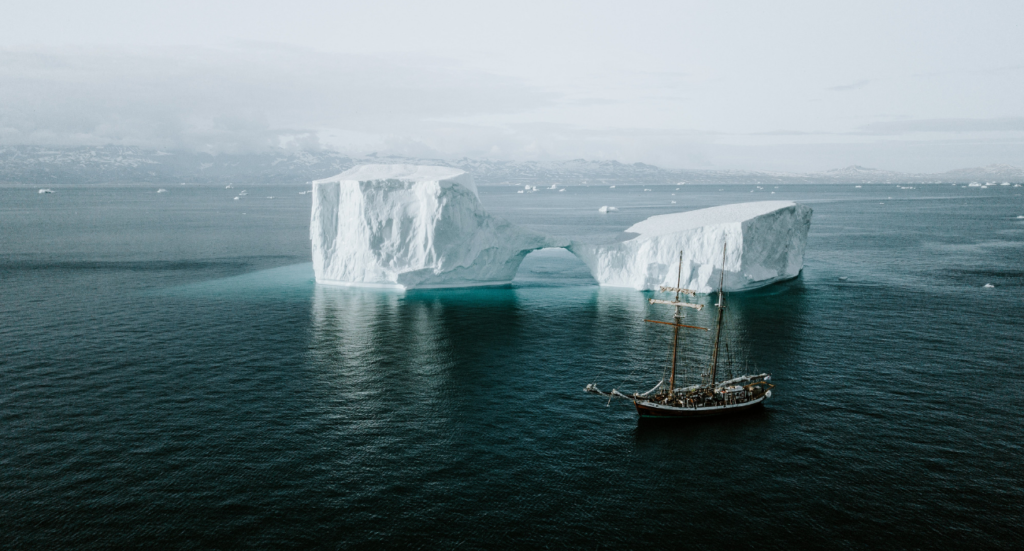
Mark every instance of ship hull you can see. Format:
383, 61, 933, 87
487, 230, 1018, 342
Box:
634, 395, 767, 419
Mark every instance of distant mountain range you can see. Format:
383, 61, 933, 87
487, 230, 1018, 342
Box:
1, 145, 1022, 185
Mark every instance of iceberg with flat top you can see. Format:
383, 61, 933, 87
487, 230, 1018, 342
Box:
311, 164, 565, 289
569, 201, 812, 293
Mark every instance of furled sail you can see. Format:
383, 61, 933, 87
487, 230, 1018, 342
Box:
648, 298, 704, 310
659, 286, 697, 296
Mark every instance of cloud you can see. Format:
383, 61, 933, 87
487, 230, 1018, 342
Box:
0, 45, 557, 154
826, 79, 872, 91
1, 45, 1022, 172
857, 117, 1024, 134
750, 130, 816, 136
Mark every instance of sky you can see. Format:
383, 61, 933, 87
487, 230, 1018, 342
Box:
1, 0, 1022, 172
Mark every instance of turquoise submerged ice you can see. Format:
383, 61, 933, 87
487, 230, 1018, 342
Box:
310, 164, 565, 289
569, 201, 813, 293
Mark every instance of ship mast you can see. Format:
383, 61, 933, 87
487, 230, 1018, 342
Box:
708, 244, 727, 387
668, 251, 683, 392
644, 252, 707, 393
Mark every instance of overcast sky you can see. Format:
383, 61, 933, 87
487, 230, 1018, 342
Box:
2, 0, 1022, 172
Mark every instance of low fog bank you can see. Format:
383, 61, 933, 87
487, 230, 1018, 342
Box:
2, 145, 1022, 186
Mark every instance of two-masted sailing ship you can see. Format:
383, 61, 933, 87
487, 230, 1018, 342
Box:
585, 247, 774, 419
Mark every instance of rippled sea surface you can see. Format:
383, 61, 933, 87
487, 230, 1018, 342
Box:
1, 182, 1022, 549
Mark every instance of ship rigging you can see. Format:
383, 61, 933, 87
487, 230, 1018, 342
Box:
585, 245, 774, 418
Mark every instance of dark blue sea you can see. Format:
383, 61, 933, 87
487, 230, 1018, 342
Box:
1, 181, 1022, 549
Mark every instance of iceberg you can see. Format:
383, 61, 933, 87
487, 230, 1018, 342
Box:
569, 201, 812, 293
311, 164, 566, 289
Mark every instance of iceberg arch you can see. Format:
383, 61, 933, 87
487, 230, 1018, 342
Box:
310, 165, 811, 293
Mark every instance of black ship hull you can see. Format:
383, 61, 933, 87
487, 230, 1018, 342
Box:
634, 394, 767, 419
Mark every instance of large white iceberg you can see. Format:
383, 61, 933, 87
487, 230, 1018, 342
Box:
311, 164, 565, 289
569, 201, 812, 293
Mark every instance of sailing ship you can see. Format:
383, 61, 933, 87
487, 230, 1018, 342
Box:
585, 246, 774, 418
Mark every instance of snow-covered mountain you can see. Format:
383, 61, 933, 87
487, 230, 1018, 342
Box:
1, 146, 1021, 185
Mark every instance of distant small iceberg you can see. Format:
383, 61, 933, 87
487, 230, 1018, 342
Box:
157, 189, 167, 193
38, 188, 54, 194
983, 283, 995, 288
598, 206, 618, 213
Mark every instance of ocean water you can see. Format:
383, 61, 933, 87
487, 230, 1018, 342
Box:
1, 182, 1022, 549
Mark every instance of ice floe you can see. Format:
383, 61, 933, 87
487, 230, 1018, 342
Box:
310, 164, 566, 289
308, 166, 814, 293
569, 201, 813, 293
